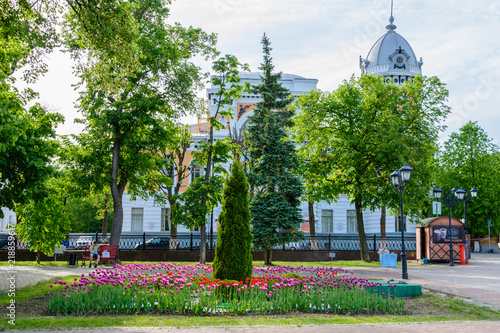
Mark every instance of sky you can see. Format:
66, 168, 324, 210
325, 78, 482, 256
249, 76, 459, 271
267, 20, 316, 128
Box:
25, 0, 500, 145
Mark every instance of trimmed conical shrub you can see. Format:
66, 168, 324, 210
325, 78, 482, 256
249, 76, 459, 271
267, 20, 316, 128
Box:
213, 159, 253, 282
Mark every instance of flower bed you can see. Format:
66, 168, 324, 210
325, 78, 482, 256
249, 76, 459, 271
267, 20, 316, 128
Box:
48, 263, 405, 315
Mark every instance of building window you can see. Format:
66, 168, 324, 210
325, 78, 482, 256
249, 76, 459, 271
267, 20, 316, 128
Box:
191, 167, 202, 183
347, 210, 358, 233
161, 208, 170, 231
131, 208, 144, 232
395, 215, 407, 232
321, 210, 333, 233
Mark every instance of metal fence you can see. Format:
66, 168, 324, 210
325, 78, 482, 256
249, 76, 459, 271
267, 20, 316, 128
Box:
1, 233, 416, 252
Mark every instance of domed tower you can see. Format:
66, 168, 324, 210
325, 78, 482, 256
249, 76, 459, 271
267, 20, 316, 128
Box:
360, 2, 423, 84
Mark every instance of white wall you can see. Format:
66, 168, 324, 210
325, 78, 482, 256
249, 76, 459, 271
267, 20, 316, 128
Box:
0, 208, 16, 233
307, 198, 417, 236
122, 194, 198, 233
120, 72, 418, 236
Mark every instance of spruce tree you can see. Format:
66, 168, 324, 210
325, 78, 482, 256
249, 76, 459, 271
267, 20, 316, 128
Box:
246, 34, 304, 265
213, 159, 253, 282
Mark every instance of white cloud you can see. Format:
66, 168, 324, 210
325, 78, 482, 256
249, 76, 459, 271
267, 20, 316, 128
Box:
16, 0, 500, 144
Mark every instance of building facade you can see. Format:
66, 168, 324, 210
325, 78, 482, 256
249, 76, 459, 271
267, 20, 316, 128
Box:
4, 6, 423, 238
121, 9, 424, 237
0, 208, 16, 233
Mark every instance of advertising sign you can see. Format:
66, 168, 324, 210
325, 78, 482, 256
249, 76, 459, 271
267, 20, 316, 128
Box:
431, 225, 463, 243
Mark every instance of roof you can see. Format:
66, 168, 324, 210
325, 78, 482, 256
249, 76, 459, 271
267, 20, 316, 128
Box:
418, 217, 463, 227
366, 31, 419, 68
211, 72, 309, 81
419, 217, 441, 227
360, 15, 423, 78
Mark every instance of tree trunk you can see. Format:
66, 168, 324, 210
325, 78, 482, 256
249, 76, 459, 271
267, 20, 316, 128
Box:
200, 223, 206, 264
308, 201, 318, 250
198, 118, 215, 264
249, 161, 255, 199
110, 189, 123, 246
263, 248, 273, 265
102, 194, 109, 239
36, 250, 41, 265
380, 205, 387, 250
169, 222, 178, 250
355, 200, 371, 262
169, 199, 178, 250
109, 140, 127, 246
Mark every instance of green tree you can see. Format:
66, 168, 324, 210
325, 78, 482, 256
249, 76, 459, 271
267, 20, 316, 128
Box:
15, 177, 72, 264
152, 124, 192, 249
435, 121, 500, 236
294, 151, 338, 250
246, 34, 304, 265
172, 55, 247, 263
59, 138, 115, 236
63, 0, 141, 91
195, 55, 248, 263
213, 159, 253, 282
1, 1, 63, 215
292, 74, 450, 261
172, 136, 235, 235
1, 105, 63, 215
171, 172, 225, 235
65, 192, 114, 234
0, 0, 60, 82
63, 0, 217, 246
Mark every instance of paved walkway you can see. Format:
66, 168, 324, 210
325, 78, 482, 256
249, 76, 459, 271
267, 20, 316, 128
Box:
15, 322, 500, 333
350, 252, 500, 309
1, 253, 499, 332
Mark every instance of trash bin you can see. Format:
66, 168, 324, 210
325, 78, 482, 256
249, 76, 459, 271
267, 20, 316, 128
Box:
68, 253, 77, 266
459, 244, 468, 265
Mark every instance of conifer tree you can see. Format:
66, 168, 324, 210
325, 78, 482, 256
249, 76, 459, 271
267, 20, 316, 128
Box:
213, 159, 253, 282
246, 34, 304, 265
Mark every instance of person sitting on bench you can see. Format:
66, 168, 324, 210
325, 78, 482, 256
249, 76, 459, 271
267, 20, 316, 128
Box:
89, 241, 100, 268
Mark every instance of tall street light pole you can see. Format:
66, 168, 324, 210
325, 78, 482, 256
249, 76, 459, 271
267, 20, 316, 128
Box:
459, 188, 478, 237
433, 187, 473, 266
390, 164, 412, 280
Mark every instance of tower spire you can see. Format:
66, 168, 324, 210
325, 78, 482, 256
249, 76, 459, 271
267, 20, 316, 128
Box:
386, 0, 397, 30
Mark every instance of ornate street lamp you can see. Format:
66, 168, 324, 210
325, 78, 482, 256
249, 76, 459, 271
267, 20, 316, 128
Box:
390, 163, 412, 280
457, 188, 478, 235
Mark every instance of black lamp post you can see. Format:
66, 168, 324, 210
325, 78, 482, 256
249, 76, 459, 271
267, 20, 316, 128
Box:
433, 187, 468, 266
458, 187, 478, 237
390, 163, 412, 280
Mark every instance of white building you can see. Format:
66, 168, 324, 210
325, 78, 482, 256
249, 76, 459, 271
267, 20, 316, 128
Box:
360, 8, 423, 82
4, 7, 422, 238
0, 207, 16, 233
122, 9, 424, 237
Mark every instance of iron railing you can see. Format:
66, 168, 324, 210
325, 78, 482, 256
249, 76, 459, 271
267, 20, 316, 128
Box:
2, 233, 416, 252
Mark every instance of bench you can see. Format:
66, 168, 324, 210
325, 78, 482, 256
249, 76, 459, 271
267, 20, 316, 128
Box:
80, 244, 119, 267
47, 245, 66, 261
